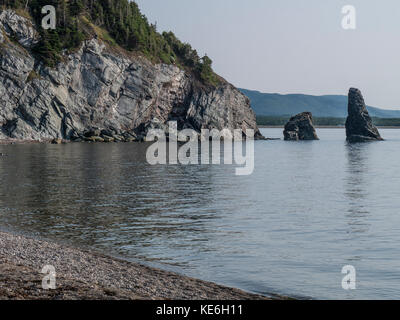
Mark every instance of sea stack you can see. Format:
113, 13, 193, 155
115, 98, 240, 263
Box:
345, 88, 383, 142
283, 112, 319, 141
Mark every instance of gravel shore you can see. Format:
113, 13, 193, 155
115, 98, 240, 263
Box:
0, 231, 280, 300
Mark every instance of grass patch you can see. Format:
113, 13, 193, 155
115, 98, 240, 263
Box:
80, 16, 116, 47
14, 8, 31, 20
26, 70, 40, 82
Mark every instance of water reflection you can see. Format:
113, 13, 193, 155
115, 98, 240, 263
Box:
344, 142, 372, 234
0, 143, 223, 263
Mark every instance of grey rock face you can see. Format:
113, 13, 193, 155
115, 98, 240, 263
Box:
345, 88, 383, 142
0, 11, 261, 142
0, 10, 39, 47
283, 112, 319, 141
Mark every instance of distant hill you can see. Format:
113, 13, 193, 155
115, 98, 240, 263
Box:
240, 89, 400, 118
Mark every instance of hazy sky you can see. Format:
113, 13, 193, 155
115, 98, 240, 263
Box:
136, 0, 400, 109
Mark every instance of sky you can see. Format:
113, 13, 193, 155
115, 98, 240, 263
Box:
136, 0, 400, 110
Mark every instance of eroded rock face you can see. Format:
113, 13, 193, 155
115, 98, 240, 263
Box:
345, 88, 383, 142
0, 10, 39, 47
283, 112, 319, 141
0, 10, 261, 142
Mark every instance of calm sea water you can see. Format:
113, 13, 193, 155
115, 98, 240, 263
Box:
1, 128, 400, 299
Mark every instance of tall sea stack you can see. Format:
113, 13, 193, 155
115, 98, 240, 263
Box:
345, 88, 383, 142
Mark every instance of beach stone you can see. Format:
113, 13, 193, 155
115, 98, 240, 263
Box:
102, 135, 114, 143
113, 135, 124, 142
84, 136, 104, 143
283, 112, 319, 141
345, 88, 383, 142
92, 136, 104, 142
51, 138, 62, 144
84, 128, 101, 138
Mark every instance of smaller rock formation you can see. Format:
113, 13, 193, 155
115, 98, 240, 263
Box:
283, 112, 319, 141
345, 88, 383, 142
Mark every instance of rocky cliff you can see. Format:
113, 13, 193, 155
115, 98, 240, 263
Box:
0, 10, 261, 142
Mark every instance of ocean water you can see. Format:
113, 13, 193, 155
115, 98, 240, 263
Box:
1, 128, 400, 299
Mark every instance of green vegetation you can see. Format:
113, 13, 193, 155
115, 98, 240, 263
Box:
26, 69, 40, 82
257, 116, 400, 127
0, 0, 219, 85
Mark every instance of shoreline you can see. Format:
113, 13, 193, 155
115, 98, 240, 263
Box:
0, 230, 287, 300
1, 125, 399, 146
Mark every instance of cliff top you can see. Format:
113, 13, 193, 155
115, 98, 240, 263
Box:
0, 0, 220, 86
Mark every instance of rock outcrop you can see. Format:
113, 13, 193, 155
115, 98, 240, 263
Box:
283, 112, 319, 141
0, 10, 261, 142
0, 10, 39, 47
345, 88, 383, 142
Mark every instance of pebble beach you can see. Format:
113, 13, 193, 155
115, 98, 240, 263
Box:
0, 231, 281, 300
